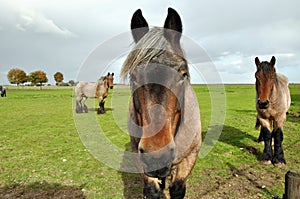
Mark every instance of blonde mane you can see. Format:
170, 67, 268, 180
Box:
121, 28, 170, 79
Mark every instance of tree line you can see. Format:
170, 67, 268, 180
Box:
6, 68, 75, 86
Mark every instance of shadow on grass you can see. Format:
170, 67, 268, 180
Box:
0, 181, 85, 199
203, 125, 262, 161
120, 142, 143, 199
87, 107, 114, 113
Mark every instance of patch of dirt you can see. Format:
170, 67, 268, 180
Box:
0, 181, 85, 199
188, 164, 285, 199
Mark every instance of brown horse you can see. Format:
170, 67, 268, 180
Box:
255, 56, 291, 166
75, 72, 114, 114
121, 8, 201, 198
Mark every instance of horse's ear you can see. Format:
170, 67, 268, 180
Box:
164, 8, 182, 44
112, 73, 114, 76
131, 9, 149, 43
107, 72, 110, 76
255, 57, 261, 68
270, 56, 276, 67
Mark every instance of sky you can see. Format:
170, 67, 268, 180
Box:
0, 0, 300, 85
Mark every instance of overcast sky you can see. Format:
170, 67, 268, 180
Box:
1, 0, 299, 85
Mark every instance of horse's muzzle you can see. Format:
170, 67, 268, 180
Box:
110, 86, 114, 89
144, 166, 171, 178
258, 99, 269, 109
139, 145, 175, 178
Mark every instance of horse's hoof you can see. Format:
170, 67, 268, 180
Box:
274, 162, 286, 167
258, 141, 264, 145
97, 108, 105, 114
261, 160, 272, 165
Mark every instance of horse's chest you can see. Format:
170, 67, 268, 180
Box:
103, 90, 108, 98
258, 107, 280, 120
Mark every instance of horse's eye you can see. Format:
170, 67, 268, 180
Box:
130, 75, 137, 82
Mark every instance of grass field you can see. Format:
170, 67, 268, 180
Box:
0, 85, 299, 198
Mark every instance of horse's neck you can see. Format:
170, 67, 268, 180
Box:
97, 80, 108, 90
271, 74, 280, 95
270, 74, 285, 105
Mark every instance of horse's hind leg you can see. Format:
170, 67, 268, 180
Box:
257, 131, 264, 143
79, 96, 88, 113
272, 127, 286, 166
261, 126, 273, 164
255, 118, 265, 143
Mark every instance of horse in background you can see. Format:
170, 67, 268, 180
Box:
255, 56, 291, 166
75, 72, 114, 114
0, 86, 6, 97
121, 8, 201, 198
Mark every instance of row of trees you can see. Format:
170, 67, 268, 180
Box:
7, 68, 65, 86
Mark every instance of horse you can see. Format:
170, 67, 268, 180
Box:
121, 8, 202, 198
0, 86, 6, 97
254, 56, 291, 166
75, 72, 114, 114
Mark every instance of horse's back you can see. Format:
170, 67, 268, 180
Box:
75, 81, 97, 98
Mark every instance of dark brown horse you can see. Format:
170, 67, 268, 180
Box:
0, 86, 6, 97
255, 56, 291, 166
75, 72, 114, 114
121, 8, 201, 198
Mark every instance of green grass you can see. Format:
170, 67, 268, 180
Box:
0, 85, 299, 198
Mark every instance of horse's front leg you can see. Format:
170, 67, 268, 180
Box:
261, 126, 273, 164
97, 97, 105, 114
169, 162, 188, 199
272, 127, 286, 166
169, 147, 200, 199
143, 175, 162, 199
100, 101, 105, 111
169, 179, 186, 199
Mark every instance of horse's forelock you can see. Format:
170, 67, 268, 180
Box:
121, 28, 172, 80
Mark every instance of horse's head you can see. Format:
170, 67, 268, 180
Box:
106, 72, 114, 89
255, 56, 276, 109
122, 8, 189, 178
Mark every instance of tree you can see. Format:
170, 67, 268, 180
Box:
29, 70, 48, 86
7, 68, 27, 86
54, 72, 64, 85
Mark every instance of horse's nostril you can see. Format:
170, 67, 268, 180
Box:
258, 99, 270, 109
139, 148, 145, 154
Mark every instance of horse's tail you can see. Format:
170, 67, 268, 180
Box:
255, 118, 261, 130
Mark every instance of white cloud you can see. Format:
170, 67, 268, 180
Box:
16, 7, 77, 38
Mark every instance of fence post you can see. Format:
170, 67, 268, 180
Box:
284, 170, 300, 199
